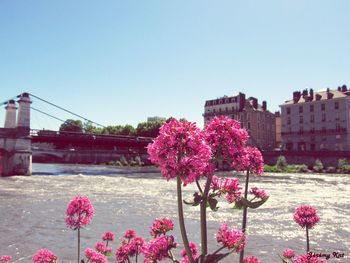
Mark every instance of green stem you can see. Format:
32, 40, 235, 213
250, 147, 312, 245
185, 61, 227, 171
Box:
177, 175, 195, 263
239, 170, 250, 263
200, 173, 213, 260
306, 227, 310, 252
78, 228, 80, 263
212, 246, 225, 255
196, 180, 204, 195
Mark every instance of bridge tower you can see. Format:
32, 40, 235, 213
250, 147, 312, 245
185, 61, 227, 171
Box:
0, 93, 32, 176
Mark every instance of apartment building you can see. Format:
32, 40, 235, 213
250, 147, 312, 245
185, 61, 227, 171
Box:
203, 92, 276, 150
280, 85, 350, 151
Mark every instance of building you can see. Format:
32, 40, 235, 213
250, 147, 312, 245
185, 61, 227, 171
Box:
280, 85, 350, 151
275, 111, 282, 148
203, 92, 276, 150
147, 116, 166, 122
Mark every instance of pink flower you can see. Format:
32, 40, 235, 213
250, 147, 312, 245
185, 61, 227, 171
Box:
102, 231, 114, 242
294, 205, 320, 229
150, 218, 174, 237
243, 256, 262, 263
293, 253, 325, 263
85, 249, 106, 263
180, 242, 198, 263
204, 116, 249, 170
65, 195, 94, 229
123, 229, 137, 239
32, 249, 58, 263
0, 256, 12, 263
282, 248, 295, 259
116, 244, 131, 263
148, 118, 212, 185
95, 242, 112, 255
142, 235, 177, 262
216, 224, 245, 252
128, 237, 145, 257
211, 176, 242, 203
249, 187, 267, 199
244, 147, 264, 175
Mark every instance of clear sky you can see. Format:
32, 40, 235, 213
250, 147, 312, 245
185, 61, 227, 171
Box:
1, 0, 349, 130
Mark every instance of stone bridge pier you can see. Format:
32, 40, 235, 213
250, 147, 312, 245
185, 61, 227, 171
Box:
0, 93, 32, 176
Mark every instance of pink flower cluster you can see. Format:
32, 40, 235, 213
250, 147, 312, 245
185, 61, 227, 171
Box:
204, 116, 249, 169
282, 248, 295, 259
249, 187, 267, 200
85, 248, 107, 263
294, 205, 320, 229
142, 235, 177, 263
243, 256, 262, 263
95, 242, 112, 256
0, 256, 12, 263
65, 195, 94, 229
216, 224, 245, 252
102, 231, 115, 242
150, 217, 174, 237
211, 175, 242, 203
180, 242, 198, 263
32, 249, 58, 263
148, 118, 212, 185
116, 230, 145, 263
293, 253, 325, 263
244, 146, 264, 175
123, 229, 137, 239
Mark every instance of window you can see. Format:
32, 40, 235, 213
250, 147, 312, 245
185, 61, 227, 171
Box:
299, 106, 303, 113
287, 108, 291, 114
287, 117, 291, 125
248, 122, 251, 129
335, 102, 339, 109
213, 109, 216, 113
322, 113, 326, 122
299, 115, 303, 124
310, 105, 314, 112
321, 104, 325, 111
310, 115, 314, 123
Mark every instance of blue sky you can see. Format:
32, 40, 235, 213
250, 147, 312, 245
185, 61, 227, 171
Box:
1, 0, 349, 129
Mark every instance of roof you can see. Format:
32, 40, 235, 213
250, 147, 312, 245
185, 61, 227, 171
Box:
281, 89, 350, 106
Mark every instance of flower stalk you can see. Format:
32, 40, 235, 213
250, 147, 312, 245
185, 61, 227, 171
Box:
177, 175, 195, 263
239, 169, 250, 263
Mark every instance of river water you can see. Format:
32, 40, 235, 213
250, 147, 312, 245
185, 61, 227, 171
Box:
0, 164, 349, 263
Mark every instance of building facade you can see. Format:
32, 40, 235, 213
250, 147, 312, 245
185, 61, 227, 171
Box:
203, 92, 276, 150
280, 85, 350, 151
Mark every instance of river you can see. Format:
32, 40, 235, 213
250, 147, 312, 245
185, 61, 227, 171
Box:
0, 164, 349, 262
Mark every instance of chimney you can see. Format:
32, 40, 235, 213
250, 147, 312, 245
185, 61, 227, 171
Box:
262, 101, 267, 111
338, 86, 341, 91
327, 91, 334, 99
249, 97, 258, 109
302, 89, 308, 96
293, 91, 301, 104
4, 100, 17, 128
238, 92, 245, 111
17, 92, 32, 128
274, 111, 280, 117
341, 84, 347, 92
316, 94, 322, 101
309, 89, 314, 100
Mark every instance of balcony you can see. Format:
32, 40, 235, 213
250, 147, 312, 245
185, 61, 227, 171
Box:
281, 128, 347, 136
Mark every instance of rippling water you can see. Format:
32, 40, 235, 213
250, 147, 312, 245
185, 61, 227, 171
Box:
0, 164, 349, 262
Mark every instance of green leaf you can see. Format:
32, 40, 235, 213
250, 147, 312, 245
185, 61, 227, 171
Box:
208, 198, 219, 211
204, 253, 230, 263
278, 254, 289, 263
183, 192, 202, 206
235, 196, 269, 209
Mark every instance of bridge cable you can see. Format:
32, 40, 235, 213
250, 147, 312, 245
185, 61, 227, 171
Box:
0, 94, 22, 106
29, 93, 106, 128
31, 106, 86, 131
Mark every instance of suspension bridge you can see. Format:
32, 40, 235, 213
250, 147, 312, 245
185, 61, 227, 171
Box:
0, 93, 153, 176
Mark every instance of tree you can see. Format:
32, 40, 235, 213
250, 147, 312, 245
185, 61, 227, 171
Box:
83, 121, 103, 134
59, 119, 83, 133
136, 120, 165, 137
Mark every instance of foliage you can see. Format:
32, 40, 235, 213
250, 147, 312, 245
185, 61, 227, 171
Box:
276, 156, 288, 171
296, 164, 308, 173
59, 119, 83, 133
136, 120, 165, 137
313, 159, 324, 173
337, 158, 350, 173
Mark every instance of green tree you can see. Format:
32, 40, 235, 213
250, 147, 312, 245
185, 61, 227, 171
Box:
121, 124, 136, 136
276, 155, 288, 171
59, 119, 83, 133
136, 120, 165, 137
83, 121, 103, 134
313, 159, 324, 172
